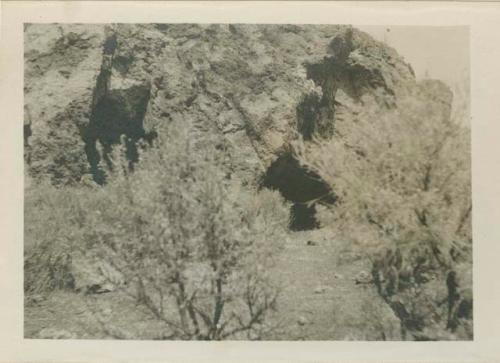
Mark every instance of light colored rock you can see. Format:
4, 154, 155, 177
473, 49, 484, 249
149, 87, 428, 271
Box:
37, 328, 76, 339
71, 252, 123, 293
25, 24, 106, 184
355, 270, 373, 284
297, 316, 308, 326
314, 285, 332, 294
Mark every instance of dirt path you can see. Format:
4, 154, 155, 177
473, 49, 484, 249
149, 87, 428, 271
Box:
271, 229, 402, 340
25, 229, 402, 340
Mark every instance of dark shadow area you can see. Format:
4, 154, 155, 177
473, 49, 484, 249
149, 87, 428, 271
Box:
24, 120, 32, 165
84, 84, 153, 184
296, 36, 349, 141
296, 92, 323, 141
290, 204, 320, 231
24, 122, 32, 147
298, 30, 386, 141
261, 152, 334, 231
297, 57, 347, 141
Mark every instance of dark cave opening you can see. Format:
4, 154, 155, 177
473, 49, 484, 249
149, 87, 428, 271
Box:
84, 84, 153, 184
264, 33, 365, 229
261, 152, 334, 231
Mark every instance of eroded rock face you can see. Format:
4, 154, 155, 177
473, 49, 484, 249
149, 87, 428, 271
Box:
25, 23, 422, 235
25, 24, 106, 184
24, 24, 417, 187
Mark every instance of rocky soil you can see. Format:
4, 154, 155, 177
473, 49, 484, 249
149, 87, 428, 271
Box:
25, 229, 401, 340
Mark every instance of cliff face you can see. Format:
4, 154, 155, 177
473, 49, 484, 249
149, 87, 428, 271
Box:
24, 24, 419, 187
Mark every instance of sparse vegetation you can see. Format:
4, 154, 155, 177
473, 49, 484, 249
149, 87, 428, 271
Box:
295, 89, 472, 339
25, 121, 290, 340
23, 24, 472, 341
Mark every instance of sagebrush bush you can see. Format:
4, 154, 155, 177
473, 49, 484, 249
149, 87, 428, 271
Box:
295, 88, 472, 339
296, 91, 471, 257
24, 183, 87, 294
25, 120, 290, 340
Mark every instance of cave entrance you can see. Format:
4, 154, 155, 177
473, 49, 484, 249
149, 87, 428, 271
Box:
261, 152, 334, 231
84, 84, 153, 184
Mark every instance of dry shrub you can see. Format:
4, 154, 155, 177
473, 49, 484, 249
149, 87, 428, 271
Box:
90, 125, 289, 339
25, 120, 290, 340
24, 183, 88, 295
295, 89, 472, 339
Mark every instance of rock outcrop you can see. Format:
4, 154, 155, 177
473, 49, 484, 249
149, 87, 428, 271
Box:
25, 24, 423, 231
24, 24, 417, 187
25, 24, 106, 184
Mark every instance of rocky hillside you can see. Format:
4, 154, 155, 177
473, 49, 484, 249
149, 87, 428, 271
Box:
25, 24, 470, 341
24, 24, 421, 185
24, 23, 442, 230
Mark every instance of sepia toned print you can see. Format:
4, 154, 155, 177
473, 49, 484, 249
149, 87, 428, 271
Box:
23, 24, 472, 341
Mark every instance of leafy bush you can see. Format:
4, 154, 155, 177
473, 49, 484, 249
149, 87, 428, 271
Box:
25, 120, 290, 340
295, 88, 472, 339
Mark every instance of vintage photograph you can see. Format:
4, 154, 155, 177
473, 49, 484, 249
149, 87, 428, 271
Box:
23, 24, 472, 341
